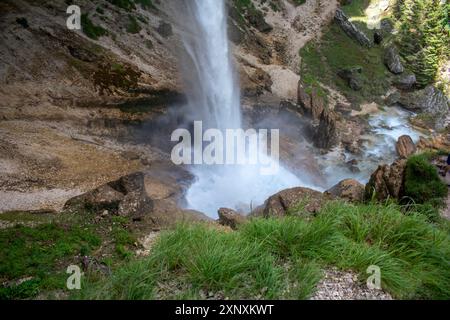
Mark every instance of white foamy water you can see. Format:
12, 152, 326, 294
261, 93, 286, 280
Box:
366, 106, 422, 159
175, 0, 308, 218
319, 106, 425, 188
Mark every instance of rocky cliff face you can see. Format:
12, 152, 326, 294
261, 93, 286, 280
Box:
0, 0, 340, 212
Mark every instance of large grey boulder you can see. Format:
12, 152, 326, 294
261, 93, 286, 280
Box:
334, 9, 372, 48
252, 187, 329, 218
313, 110, 339, 150
297, 80, 325, 121
64, 163, 211, 228
394, 74, 416, 90
397, 85, 450, 130
64, 172, 151, 218
384, 46, 404, 74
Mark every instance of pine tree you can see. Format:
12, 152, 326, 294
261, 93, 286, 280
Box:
395, 0, 450, 87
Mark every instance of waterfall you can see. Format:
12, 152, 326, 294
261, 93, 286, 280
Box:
176, 0, 241, 131
172, 0, 308, 217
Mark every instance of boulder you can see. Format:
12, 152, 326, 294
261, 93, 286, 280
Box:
335, 9, 372, 47
384, 46, 404, 74
337, 67, 363, 91
365, 159, 407, 201
253, 187, 327, 218
397, 85, 450, 130
156, 21, 173, 38
385, 90, 401, 106
63, 183, 124, 213
218, 208, 247, 230
326, 179, 365, 202
394, 74, 416, 90
416, 136, 434, 151
297, 80, 325, 121
346, 159, 361, 173
396, 135, 416, 158
64, 164, 211, 228
312, 110, 339, 149
64, 172, 153, 219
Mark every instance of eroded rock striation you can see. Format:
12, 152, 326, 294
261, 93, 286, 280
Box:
365, 159, 407, 201
334, 9, 372, 47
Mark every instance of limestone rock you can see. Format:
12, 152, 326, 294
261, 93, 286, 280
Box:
326, 179, 365, 202
218, 208, 247, 230
384, 46, 404, 74
297, 80, 325, 121
255, 187, 327, 218
397, 85, 450, 130
394, 74, 416, 90
313, 110, 339, 150
337, 67, 363, 91
396, 135, 416, 159
365, 159, 407, 201
64, 165, 211, 227
64, 172, 153, 219
334, 9, 372, 47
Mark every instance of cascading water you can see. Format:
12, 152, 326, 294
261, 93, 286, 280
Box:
176, 0, 241, 131
171, 0, 425, 218
174, 0, 309, 218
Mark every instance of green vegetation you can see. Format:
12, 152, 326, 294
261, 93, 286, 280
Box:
394, 0, 450, 87
300, 23, 390, 104
76, 201, 450, 300
81, 14, 107, 40
0, 211, 138, 300
107, 0, 136, 11
404, 154, 448, 206
0, 222, 100, 299
126, 15, 142, 34
2, 197, 449, 300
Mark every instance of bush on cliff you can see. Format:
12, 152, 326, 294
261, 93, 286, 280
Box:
403, 154, 448, 206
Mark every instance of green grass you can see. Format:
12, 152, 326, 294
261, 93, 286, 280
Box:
0, 211, 139, 300
403, 154, 448, 206
76, 201, 450, 300
299, 0, 397, 104
300, 23, 391, 104
0, 223, 101, 299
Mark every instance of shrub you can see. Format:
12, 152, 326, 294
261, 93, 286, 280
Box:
404, 154, 448, 205
81, 14, 107, 40
126, 15, 141, 34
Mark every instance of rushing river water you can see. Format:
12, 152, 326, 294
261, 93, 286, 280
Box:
320, 106, 424, 188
